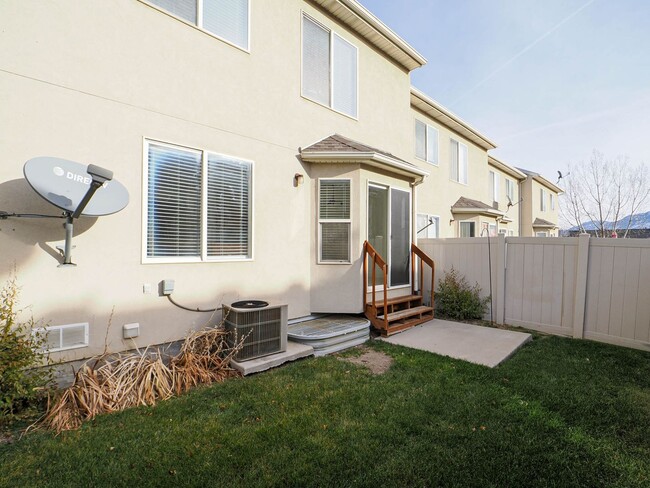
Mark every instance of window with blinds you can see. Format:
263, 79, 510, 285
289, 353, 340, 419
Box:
450, 138, 468, 184
459, 221, 475, 238
319, 179, 351, 263
146, 141, 252, 261
302, 14, 358, 118
540, 188, 547, 211
415, 120, 438, 165
148, 0, 249, 50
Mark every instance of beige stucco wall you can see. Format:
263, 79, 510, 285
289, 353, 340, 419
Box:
409, 108, 491, 238
0, 0, 416, 360
520, 177, 560, 236
488, 164, 521, 236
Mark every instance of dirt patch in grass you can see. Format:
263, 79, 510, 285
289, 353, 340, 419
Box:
338, 347, 393, 375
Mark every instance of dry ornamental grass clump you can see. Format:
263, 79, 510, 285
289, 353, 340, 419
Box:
39, 325, 246, 434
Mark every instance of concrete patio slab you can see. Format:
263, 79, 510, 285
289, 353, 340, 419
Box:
231, 341, 314, 376
380, 319, 532, 368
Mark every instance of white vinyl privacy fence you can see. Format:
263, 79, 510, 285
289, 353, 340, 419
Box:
418, 235, 650, 352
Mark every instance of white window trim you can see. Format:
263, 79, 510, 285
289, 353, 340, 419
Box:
142, 138, 254, 264
450, 138, 469, 185
139, 0, 251, 53
458, 220, 476, 238
489, 170, 499, 203
505, 178, 515, 201
550, 193, 555, 211
536, 231, 549, 237
34, 323, 89, 353
417, 213, 440, 238
301, 12, 359, 121
366, 182, 412, 291
540, 188, 547, 212
318, 178, 352, 265
415, 119, 439, 166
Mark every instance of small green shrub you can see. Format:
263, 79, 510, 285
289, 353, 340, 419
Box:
436, 267, 490, 320
0, 276, 52, 423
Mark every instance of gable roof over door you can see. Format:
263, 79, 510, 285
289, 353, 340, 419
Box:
301, 134, 429, 181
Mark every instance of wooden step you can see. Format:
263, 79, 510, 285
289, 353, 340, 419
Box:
383, 316, 434, 336
385, 294, 423, 306
378, 305, 433, 323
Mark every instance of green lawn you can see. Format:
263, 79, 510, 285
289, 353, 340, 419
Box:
1, 334, 649, 487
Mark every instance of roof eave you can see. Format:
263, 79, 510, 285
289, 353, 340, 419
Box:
311, 0, 426, 71
410, 88, 497, 151
452, 207, 504, 217
533, 222, 557, 229
488, 156, 527, 180
533, 175, 564, 195
301, 151, 429, 180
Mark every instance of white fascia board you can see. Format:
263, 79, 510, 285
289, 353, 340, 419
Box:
452, 207, 504, 217
488, 156, 527, 180
410, 87, 497, 151
337, 0, 427, 68
533, 175, 564, 195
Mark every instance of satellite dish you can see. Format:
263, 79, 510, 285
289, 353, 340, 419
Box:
24, 157, 129, 216
20, 157, 129, 267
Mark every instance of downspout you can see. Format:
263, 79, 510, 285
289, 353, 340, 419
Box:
518, 180, 523, 236
410, 176, 425, 291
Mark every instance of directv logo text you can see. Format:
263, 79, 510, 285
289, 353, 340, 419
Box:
53, 166, 108, 187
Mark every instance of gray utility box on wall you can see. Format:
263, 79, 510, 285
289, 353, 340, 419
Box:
223, 303, 288, 362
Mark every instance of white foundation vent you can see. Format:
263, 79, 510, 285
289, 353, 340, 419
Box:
36, 322, 89, 352
223, 303, 287, 361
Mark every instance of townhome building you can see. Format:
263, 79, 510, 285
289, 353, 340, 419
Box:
517, 168, 563, 236
0, 0, 556, 360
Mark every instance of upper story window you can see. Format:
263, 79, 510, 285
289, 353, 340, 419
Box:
415, 120, 438, 165
417, 214, 439, 238
488, 170, 499, 203
302, 14, 358, 118
505, 178, 515, 202
145, 140, 252, 262
550, 193, 555, 211
450, 138, 468, 184
540, 188, 547, 212
148, 0, 249, 50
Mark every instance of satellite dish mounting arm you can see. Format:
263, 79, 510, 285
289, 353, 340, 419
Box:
61, 164, 113, 266
72, 165, 113, 219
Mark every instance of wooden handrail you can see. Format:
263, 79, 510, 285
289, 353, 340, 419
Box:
363, 241, 388, 332
411, 243, 435, 310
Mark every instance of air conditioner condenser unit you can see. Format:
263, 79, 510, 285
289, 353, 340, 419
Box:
223, 302, 288, 361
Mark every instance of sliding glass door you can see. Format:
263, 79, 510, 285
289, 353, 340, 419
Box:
367, 183, 410, 288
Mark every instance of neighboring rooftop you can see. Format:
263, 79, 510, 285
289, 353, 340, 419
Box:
451, 196, 503, 217
411, 88, 497, 151
488, 156, 527, 180
533, 218, 557, 228
312, 0, 426, 71
517, 167, 564, 194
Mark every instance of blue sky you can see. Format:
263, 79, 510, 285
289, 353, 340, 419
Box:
359, 0, 650, 187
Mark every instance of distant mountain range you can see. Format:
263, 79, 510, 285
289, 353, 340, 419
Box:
568, 210, 650, 231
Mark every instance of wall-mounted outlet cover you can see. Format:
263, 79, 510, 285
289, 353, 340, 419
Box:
123, 323, 140, 339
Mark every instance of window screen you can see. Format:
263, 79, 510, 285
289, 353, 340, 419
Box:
319, 179, 351, 262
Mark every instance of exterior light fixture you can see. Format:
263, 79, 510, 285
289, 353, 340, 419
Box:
294, 173, 304, 186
